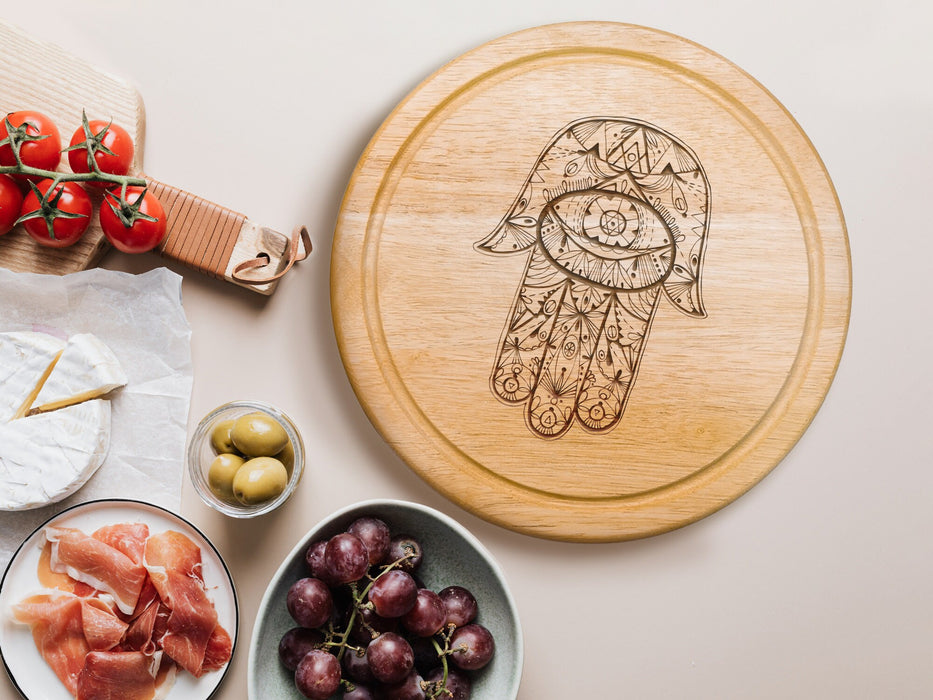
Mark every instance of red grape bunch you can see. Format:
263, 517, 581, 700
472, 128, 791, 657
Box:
279, 515, 496, 699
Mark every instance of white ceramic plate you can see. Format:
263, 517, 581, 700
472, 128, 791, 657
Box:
249, 499, 523, 699
0, 499, 238, 699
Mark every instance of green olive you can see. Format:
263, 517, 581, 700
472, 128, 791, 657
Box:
210, 419, 237, 454
231, 412, 289, 457
275, 440, 295, 473
207, 453, 245, 501
232, 456, 288, 505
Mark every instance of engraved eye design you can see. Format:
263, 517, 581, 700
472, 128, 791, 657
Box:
476, 118, 710, 439
541, 190, 676, 291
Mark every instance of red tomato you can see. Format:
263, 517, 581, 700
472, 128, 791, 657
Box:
0, 111, 62, 173
99, 186, 167, 253
19, 179, 92, 248
67, 119, 134, 181
0, 174, 24, 235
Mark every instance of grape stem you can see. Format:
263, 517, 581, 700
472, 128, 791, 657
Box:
423, 628, 457, 699
371, 546, 418, 579
320, 638, 365, 657
323, 548, 419, 664
331, 581, 361, 664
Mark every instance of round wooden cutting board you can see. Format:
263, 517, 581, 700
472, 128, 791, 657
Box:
331, 22, 851, 542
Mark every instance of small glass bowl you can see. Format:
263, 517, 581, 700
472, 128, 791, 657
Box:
187, 400, 304, 518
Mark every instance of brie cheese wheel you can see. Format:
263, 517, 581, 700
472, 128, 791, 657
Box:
0, 332, 65, 422
0, 399, 111, 510
32, 333, 127, 413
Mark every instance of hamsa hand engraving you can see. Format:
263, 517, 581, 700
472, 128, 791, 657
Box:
476, 118, 711, 439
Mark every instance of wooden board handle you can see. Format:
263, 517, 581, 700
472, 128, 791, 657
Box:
147, 178, 306, 295
148, 178, 246, 281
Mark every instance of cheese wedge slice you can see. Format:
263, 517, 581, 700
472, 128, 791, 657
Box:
0, 332, 65, 422
31, 333, 127, 413
0, 399, 111, 510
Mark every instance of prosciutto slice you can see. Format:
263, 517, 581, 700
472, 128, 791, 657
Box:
120, 600, 168, 655
37, 541, 96, 597
12, 592, 127, 696
45, 526, 147, 615
143, 530, 221, 677
81, 599, 129, 651
201, 624, 234, 674
76, 650, 160, 700
92, 522, 150, 564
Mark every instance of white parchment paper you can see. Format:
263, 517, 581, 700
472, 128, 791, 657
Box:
0, 267, 193, 569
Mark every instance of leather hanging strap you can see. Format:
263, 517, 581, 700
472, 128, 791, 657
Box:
232, 225, 312, 285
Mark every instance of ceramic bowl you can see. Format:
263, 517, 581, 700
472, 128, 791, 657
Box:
187, 400, 304, 518
248, 499, 523, 698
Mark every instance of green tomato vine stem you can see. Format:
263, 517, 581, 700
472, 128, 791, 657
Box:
0, 161, 147, 189
1, 112, 145, 189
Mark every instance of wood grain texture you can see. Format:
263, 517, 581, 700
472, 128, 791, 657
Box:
0, 19, 145, 275
0, 21, 288, 294
331, 22, 851, 541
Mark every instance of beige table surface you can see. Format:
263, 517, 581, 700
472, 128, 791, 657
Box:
1, 1, 931, 698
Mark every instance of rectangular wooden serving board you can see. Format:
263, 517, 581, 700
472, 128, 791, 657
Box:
0, 21, 298, 295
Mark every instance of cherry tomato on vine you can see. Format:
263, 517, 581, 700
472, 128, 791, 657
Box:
0, 174, 24, 236
67, 119, 134, 181
0, 111, 62, 173
19, 179, 92, 248
99, 186, 167, 253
